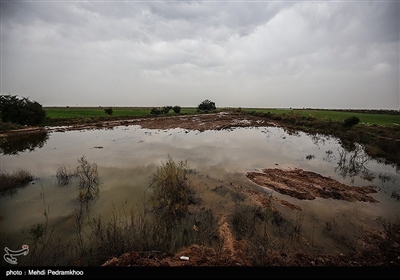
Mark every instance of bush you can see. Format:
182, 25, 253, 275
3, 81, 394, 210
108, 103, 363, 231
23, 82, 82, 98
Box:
197, 99, 216, 111
76, 156, 100, 203
103, 107, 113, 116
343, 116, 360, 128
150, 107, 162, 115
162, 106, 172, 114
56, 165, 76, 186
0, 95, 46, 125
173, 106, 181, 114
149, 156, 193, 216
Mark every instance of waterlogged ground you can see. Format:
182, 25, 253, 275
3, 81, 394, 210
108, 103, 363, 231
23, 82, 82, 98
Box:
0, 113, 399, 266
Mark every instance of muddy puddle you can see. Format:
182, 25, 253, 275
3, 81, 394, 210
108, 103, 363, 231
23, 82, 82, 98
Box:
1, 123, 399, 264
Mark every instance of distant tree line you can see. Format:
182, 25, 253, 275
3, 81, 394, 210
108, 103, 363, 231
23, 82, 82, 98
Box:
150, 106, 181, 115
0, 94, 219, 126
302, 108, 400, 115
150, 100, 217, 115
0, 94, 46, 125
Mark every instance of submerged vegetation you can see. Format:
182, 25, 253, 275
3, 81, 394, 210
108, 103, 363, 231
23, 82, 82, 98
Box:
244, 109, 400, 169
56, 156, 101, 204
76, 156, 101, 203
149, 156, 194, 216
56, 165, 76, 186
9, 156, 220, 266
0, 169, 34, 196
4, 156, 398, 267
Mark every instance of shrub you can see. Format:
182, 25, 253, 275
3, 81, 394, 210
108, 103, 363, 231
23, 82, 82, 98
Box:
173, 106, 181, 114
76, 156, 100, 203
343, 116, 360, 128
149, 156, 193, 216
162, 106, 172, 114
103, 107, 113, 116
56, 165, 76, 186
150, 107, 162, 115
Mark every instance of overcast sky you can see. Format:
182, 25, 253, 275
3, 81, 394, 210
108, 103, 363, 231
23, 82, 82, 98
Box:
1, 1, 399, 109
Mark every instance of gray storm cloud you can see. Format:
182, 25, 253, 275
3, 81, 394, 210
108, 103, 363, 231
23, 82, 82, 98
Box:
1, 1, 399, 109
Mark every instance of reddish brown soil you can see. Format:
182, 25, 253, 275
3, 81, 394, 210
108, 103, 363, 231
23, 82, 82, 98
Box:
246, 168, 378, 203
0, 113, 277, 137
50, 113, 277, 132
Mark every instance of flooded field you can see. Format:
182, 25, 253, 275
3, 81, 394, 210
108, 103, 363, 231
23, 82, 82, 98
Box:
1, 119, 399, 266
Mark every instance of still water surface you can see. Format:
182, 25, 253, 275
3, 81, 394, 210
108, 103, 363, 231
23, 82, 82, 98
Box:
1, 124, 399, 260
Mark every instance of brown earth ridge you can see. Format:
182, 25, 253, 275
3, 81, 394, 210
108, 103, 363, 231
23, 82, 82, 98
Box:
246, 168, 378, 203
0, 112, 277, 137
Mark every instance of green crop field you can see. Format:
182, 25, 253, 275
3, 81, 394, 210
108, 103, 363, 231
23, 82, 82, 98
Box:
44, 107, 198, 119
297, 110, 400, 126
241, 108, 400, 127
44, 107, 400, 127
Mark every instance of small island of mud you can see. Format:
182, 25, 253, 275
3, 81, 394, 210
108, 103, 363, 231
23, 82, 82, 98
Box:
246, 168, 378, 203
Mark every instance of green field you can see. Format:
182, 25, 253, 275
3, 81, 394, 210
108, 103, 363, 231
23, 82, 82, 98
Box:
241, 108, 400, 127
44, 107, 400, 127
298, 110, 400, 126
44, 107, 198, 119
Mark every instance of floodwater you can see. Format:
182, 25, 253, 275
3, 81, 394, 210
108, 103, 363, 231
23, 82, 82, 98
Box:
1, 124, 399, 263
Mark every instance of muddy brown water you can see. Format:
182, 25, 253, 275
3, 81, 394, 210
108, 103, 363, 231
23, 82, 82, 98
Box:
1, 124, 399, 264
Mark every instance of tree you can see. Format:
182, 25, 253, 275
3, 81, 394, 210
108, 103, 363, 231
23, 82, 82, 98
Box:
0, 95, 46, 125
197, 99, 216, 112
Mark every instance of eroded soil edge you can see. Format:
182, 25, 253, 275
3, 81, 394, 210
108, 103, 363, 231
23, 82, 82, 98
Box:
246, 168, 378, 203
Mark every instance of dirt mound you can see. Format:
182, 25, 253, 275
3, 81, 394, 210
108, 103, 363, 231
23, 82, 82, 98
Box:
246, 168, 378, 202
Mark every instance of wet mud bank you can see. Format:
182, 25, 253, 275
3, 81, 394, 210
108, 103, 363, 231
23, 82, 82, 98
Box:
246, 168, 378, 202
